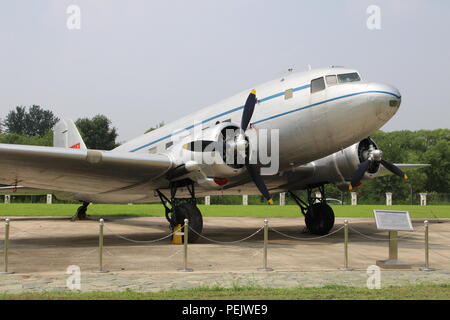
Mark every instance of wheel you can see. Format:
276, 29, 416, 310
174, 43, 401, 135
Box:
74, 205, 88, 220
172, 202, 203, 243
304, 203, 335, 235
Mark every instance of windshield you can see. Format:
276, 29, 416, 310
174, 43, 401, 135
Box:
337, 72, 361, 83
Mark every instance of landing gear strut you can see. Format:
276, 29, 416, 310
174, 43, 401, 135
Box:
71, 201, 90, 221
157, 180, 203, 243
289, 185, 335, 235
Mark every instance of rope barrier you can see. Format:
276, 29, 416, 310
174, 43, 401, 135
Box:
348, 226, 390, 241
188, 226, 264, 245
104, 225, 175, 244
269, 225, 345, 241
429, 247, 450, 260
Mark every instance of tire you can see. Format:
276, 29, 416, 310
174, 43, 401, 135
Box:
304, 203, 335, 235
173, 202, 203, 243
76, 205, 88, 219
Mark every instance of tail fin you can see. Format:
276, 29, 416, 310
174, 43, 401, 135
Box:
53, 119, 87, 150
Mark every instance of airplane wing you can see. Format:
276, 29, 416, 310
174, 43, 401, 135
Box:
376, 163, 431, 177
0, 144, 173, 194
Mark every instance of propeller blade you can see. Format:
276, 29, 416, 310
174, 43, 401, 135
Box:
240, 89, 257, 131
349, 160, 370, 190
246, 164, 273, 204
380, 159, 408, 179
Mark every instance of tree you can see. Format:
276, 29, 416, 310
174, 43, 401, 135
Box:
4, 106, 27, 135
4, 105, 59, 136
145, 121, 165, 133
25, 105, 59, 136
75, 115, 118, 150
355, 129, 450, 204
0, 131, 52, 146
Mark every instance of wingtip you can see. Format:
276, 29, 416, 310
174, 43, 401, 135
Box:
268, 198, 274, 205
404, 174, 408, 180
348, 185, 353, 191
251, 89, 256, 95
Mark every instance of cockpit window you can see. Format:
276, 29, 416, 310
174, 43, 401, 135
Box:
311, 77, 325, 93
326, 75, 338, 86
337, 72, 361, 83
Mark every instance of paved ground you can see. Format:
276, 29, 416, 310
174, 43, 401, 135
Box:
0, 216, 449, 293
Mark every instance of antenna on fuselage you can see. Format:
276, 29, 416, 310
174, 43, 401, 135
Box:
279, 67, 294, 82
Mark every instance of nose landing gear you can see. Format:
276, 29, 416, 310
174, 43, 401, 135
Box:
289, 186, 335, 235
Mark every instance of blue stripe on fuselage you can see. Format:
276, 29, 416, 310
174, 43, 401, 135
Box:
129, 86, 399, 152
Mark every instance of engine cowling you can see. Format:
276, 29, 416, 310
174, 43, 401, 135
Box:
167, 122, 247, 182
290, 138, 381, 191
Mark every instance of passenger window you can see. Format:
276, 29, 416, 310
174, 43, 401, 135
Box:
284, 88, 293, 100
326, 75, 337, 86
337, 72, 361, 83
311, 77, 325, 93
165, 141, 173, 149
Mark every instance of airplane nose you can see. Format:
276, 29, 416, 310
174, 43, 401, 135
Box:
366, 83, 401, 121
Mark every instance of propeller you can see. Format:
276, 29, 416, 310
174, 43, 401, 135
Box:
238, 90, 273, 204
187, 89, 273, 204
348, 146, 408, 190
241, 89, 257, 130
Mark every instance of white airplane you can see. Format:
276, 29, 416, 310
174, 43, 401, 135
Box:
0, 66, 428, 241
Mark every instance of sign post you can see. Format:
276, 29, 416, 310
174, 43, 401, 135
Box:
374, 210, 413, 269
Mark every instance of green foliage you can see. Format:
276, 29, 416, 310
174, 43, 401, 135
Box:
75, 114, 118, 150
0, 130, 53, 146
4, 105, 59, 136
346, 129, 449, 204
145, 121, 165, 133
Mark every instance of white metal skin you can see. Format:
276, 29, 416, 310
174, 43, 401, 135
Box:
0, 66, 410, 203
116, 67, 400, 169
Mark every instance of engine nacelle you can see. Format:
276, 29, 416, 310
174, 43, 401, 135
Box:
167, 122, 246, 180
290, 138, 381, 191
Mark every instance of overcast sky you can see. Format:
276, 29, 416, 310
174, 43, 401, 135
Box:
1, 0, 449, 142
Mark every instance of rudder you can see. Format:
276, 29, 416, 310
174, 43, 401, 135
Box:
53, 119, 87, 150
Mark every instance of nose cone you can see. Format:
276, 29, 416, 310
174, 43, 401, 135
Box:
366, 83, 401, 121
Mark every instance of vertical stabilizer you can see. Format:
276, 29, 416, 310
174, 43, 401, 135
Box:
53, 119, 87, 150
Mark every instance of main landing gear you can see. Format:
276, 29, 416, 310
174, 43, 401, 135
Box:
289, 185, 335, 235
71, 201, 90, 221
157, 180, 203, 243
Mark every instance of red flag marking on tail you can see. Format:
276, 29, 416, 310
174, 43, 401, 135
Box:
70, 143, 81, 149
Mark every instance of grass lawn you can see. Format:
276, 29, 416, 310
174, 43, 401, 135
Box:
0, 203, 448, 218
1, 284, 450, 300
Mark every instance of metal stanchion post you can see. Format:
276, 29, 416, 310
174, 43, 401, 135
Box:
0, 218, 14, 274
94, 218, 108, 273
178, 219, 193, 272
258, 219, 273, 272
420, 220, 435, 271
339, 220, 353, 271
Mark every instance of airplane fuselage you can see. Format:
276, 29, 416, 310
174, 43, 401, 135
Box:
115, 66, 401, 173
